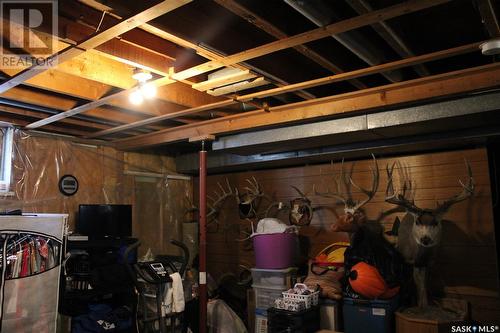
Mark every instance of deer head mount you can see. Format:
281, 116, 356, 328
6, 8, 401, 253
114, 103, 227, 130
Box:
385, 160, 474, 248
265, 185, 314, 226
385, 160, 474, 307
235, 177, 265, 219
314, 155, 379, 233
289, 186, 314, 226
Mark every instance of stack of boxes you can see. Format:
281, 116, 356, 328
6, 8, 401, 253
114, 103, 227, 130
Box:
251, 267, 298, 333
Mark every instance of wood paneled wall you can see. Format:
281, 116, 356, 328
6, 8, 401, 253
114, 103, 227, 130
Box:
203, 148, 500, 323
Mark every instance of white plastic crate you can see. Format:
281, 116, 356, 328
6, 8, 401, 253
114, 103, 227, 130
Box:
253, 284, 288, 310
251, 267, 297, 289
282, 283, 320, 309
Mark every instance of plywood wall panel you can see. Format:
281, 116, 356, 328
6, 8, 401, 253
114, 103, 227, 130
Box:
201, 148, 499, 322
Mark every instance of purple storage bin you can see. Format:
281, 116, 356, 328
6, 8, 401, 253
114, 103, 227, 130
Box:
253, 232, 297, 269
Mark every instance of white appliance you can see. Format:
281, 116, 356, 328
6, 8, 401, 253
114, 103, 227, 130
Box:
0, 214, 67, 332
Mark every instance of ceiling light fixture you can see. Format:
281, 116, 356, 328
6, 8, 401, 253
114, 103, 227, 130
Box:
129, 68, 157, 105
131, 68, 153, 82
129, 90, 144, 105
139, 82, 157, 99
480, 38, 500, 56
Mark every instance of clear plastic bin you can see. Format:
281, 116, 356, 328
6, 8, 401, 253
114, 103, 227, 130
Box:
253, 284, 288, 310
251, 267, 297, 289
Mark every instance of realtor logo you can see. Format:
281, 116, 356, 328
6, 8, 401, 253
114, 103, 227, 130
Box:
0, 0, 58, 68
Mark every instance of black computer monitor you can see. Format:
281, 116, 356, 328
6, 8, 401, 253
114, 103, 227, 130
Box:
77, 204, 132, 238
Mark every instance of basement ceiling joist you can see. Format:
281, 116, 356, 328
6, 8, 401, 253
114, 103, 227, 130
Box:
0, 0, 496, 151
0, 0, 192, 94
115, 63, 500, 150
85, 41, 483, 138
22, 0, 452, 132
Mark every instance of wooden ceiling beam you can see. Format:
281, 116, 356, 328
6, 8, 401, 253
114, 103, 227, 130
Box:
85, 41, 481, 137
76, 0, 314, 101
1, 46, 216, 117
0, 114, 93, 137
172, 0, 452, 81
85, 100, 237, 138
191, 70, 256, 92
476, 0, 500, 37
0, 87, 165, 130
239, 42, 481, 100
0, 104, 110, 130
24, 0, 450, 130
115, 63, 500, 149
0, 0, 191, 94
214, 0, 367, 89
207, 77, 270, 96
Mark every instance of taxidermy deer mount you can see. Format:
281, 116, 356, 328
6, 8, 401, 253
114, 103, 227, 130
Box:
265, 185, 314, 226
314, 155, 407, 298
385, 161, 474, 308
314, 154, 380, 236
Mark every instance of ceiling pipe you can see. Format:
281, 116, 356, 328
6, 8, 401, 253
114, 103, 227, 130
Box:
284, 0, 404, 83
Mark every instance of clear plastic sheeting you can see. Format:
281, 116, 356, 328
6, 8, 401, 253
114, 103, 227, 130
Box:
0, 129, 196, 258
207, 299, 247, 333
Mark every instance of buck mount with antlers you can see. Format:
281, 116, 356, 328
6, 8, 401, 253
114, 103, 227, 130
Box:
385, 160, 474, 308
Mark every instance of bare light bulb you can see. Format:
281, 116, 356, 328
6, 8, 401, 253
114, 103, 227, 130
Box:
140, 82, 157, 99
129, 90, 144, 105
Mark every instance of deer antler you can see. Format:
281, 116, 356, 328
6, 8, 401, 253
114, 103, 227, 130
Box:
207, 178, 233, 221
435, 160, 474, 215
350, 155, 379, 212
385, 162, 422, 214
313, 160, 349, 206
315, 155, 379, 213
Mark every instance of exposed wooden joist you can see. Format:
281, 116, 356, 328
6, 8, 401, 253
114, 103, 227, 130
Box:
191, 70, 256, 92
345, 0, 430, 77
0, 0, 191, 94
86, 41, 481, 137
214, 0, 367, 90
24, 0, 450, 130
77, 0, 315, 100
0, 114, 94, 137
25, 76, 174, 129
0, 104, 110, 130
207, 77, 270, 96
85, 100, 237, 138
0, 87, 164, 130
172, 0, 452, 81
115, 63, 500, 149
239, 42, 481, 100
476, 0, 500, 37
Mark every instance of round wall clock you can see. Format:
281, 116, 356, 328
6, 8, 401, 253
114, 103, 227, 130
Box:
59, 175, 79, 196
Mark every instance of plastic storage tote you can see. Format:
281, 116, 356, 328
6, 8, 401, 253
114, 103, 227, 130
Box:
343, 296, 399, 333
253, 233, 297, 269
251, 267, 298, 289
253, 284, 288, 310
